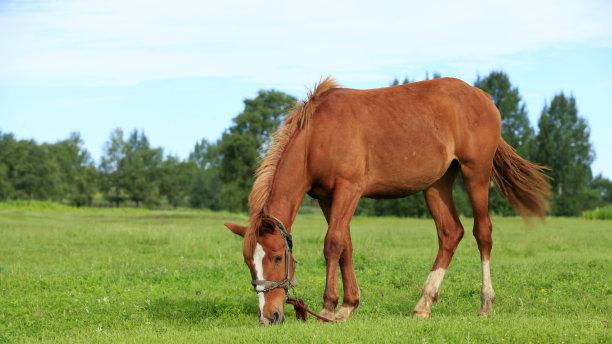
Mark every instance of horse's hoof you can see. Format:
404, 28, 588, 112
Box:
478, 302, 493, 316
478, 295, 494, 316
478, 307, 493, 317
334, 305, 355, 322
413, 310, 430, 318
318, 308, 335, 323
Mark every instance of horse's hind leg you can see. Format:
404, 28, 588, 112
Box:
414, 163, 464, 318
460, 159, 495, 316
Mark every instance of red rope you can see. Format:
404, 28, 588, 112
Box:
286, 297, 333, 322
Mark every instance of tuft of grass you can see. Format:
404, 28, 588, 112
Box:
582, 204, 612, 220
0, 200, 72, 210
0, 205, 610, 343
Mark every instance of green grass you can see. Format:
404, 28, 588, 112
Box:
0, 206, 610, 343
583, 204, 612, 220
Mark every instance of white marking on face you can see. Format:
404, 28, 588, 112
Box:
253, 243, 266, 320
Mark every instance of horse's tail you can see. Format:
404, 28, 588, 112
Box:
492, 138, 551, 219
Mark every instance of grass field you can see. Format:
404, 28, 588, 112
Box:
1, 203, 610, 343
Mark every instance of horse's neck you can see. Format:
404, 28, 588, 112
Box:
265, 133, 310, 232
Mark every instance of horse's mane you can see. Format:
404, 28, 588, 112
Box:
243, 76, 339, 258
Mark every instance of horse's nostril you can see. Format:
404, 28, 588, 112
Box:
272, 311, 280, 322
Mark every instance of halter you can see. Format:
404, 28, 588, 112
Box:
250, 216, 296, 293
248, 217, 333, 322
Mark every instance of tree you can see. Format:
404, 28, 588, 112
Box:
121, 130, 163, 207
71, 166, 97, 207
218, 133, 259, 212
0, 132, 16, 200
0, 131, 95, 204
218, 90, 296, 211
99, 129, 126, 206
48, 133, 97, 207
533, 93, 595, 215
590, 174, 612, 205
424, 72, 442, 80
0, 138, 60, 200
189, 139, 221, 210
190, 138, 220, 170
159, 156, 196, 208
229, 90, 297, 155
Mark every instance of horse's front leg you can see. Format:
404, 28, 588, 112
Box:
335, 231, 360, 321
318, 181, 361, 322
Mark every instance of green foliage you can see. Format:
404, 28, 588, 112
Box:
159, 156, 197, 208
190, 168, 221, 210
71, 165, 97, 207
2, 137, 60, 199
217, 90, 296, 211
533, 94, 596, 216
1, 207, 609, 342
0, 199, 72, 210
189, 139, 222, 210
582, 204, 612, 220
122, 130, 163, 207
99, 128, 127, 206
357, 196, 429, 218
590, 174, 612, 205
0, 131, 95, 204
48, 132, 97, 207
230, 90, 297, 155
99, 129, 164, 207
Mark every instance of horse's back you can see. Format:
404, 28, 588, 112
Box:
307, 78, 502, 197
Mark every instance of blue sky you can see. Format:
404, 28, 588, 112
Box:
1, 0, 611, 177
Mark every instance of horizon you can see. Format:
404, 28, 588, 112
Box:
1, 0, 611, 177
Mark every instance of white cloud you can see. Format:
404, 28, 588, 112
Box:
1, 0, 611, 87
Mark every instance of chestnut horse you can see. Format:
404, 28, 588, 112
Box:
225, 77, 550, 324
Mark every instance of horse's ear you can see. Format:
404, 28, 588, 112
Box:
224, 222, 247, 237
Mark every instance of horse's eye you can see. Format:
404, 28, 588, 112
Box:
274, 255, 282, 264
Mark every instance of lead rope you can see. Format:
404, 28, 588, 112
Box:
286, 297, 333, 322
284, 281, 333, 322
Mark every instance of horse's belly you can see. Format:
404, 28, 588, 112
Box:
362, 141, 453, 197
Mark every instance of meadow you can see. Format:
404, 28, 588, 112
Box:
0, 203, 610, 343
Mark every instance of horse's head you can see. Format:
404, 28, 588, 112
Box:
225, 218, 295, 325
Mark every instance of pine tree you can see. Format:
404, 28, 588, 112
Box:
99, 129, 126, 206
121, 130, 163, 207
534, 93, 595, 215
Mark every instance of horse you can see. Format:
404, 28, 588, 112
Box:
224, 77, 550, 325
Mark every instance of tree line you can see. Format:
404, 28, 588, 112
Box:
1, 71, 610, 216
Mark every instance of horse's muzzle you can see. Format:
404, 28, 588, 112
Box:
260, 311, 284, 325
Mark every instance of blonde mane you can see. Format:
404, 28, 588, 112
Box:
243, 76, 339, 256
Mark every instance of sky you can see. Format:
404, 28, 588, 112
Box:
1, 0, 611, 177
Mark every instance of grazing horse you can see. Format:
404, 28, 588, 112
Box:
224, 77, 550, 324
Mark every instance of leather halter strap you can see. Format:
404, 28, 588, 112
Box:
250, 216, 296, 293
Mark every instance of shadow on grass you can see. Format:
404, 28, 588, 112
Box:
146, 296, 254, 324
